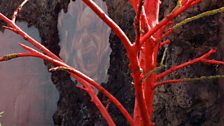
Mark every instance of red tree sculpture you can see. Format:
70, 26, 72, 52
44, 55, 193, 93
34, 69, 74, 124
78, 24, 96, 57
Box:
0, 0, 224, 125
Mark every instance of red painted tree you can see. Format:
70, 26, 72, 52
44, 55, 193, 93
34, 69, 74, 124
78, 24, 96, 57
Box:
0, 0, 224, 125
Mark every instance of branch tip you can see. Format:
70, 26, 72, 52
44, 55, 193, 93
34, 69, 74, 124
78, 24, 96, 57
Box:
12, 0, 29, 22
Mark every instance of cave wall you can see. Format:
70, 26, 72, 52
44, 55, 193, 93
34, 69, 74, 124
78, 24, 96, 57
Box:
154, 0, 224, 126
0, 0, 224, 126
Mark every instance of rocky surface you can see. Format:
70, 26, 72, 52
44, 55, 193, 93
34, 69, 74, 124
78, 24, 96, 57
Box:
0, 0, 224, 126
154, 0, 224, 126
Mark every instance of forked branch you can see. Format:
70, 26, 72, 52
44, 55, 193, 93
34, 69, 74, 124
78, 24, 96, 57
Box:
140, 0, 202, 44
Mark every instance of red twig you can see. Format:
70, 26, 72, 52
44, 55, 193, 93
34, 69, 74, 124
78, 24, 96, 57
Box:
156, 49, 216, 81
134, 0, 144, 49
77, 79, 116, 126
2, 26, 17, 32
141, 7, 151, 31
76, 85, 88, 92
17, 43, 134, 126
13, 44, 133, 124
132, 0, 153, 125
202, 59, 224, 65
0, 52, 34, 61
155, 74, 224, 88
12, 0, 28, 22
82, 0, 133, 53
18, 43, 117, 125
159, 39, 171, 48
156, 28, 174, 43
140, 0, 201, 43
0, 13, 61, 61
0, 49, 117, 126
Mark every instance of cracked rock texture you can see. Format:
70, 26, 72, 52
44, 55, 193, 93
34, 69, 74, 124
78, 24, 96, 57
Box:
0, 0, 224, 125
154, 0, 224, 126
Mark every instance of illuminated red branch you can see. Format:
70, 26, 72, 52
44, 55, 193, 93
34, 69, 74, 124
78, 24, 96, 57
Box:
132, 1, 153, 125
0, 52, 34, 61
14, 43, 134, 126
202, 59, 224, 65
82, 0, 133, 53
2, 26, 17, 32
141, 8, 150, 31
190, 0, 201, 6
144, 0, 160, 27
129, 0, 138, 12
155, 6, 224, 44
156, 49, 216, 81
133, 0, 160, 125
82, 1, 157, 125
156, 28, 173, 42
73, 77, 116, 126
134, 0, 144, 48
159, 39, 171, 48
140, 0, 201, 43
138, 11, 153, 48
12, 0, 28, 22
0, 13, 61, 61
0, 51, 116, 126
155, 74, 224, 88
0, 43, 133, 125
130, 0, 160, 27
0, 44, 114, 126
139, 23, 173, 48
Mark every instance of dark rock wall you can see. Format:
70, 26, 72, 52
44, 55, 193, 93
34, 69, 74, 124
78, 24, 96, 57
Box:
154, 0, 224, 126
0, 0, 224, 126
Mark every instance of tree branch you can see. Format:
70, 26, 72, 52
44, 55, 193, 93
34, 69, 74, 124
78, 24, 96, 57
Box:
0, 13, 61, 61
82, 0, 133, 53
12, 0, 29, 22
14, 43, 134, 125
155, 75, 224, 88
156, 49, 216, 81
140, 0, 201, 43
202, 59, 224, 65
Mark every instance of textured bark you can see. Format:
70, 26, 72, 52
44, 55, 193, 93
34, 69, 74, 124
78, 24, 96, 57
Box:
0, 0, 224, 126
